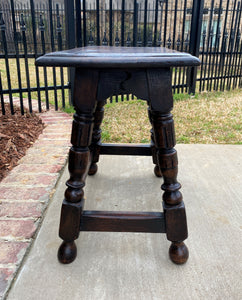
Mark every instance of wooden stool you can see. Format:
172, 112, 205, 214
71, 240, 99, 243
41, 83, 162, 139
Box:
36, 46, 200, 265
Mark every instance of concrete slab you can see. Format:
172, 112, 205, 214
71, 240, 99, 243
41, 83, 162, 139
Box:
7, 145, 242, 300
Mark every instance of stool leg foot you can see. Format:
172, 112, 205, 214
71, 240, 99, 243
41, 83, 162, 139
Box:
169, 241, 189, 265
89, 101, 105, 176
58, 241, 77, 264
88, 162, 98, 175
154, 165, 162, 177
148, 108, 163, 178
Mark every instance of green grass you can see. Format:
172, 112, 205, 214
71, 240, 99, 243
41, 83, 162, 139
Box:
101, 90, 242, 144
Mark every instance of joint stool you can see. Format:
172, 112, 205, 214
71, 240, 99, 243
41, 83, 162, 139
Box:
36, 46, 200, 265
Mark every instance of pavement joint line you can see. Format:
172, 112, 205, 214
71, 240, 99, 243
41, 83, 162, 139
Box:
0, 97, 72, 298
13, 161, 66, 164
0, 217, 39, 221
3, 172, 61, 175
3, 172, 60, 176
0, 184, 58, 188
0, 264, 16, 269
0, 200, 46, 203
0, 238, 32, 243
0, 200, 48, 204
39, 138, 71, 140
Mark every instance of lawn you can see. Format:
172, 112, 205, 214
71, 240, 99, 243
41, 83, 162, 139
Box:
1, 58, 241, 144
100, 90, 242, 144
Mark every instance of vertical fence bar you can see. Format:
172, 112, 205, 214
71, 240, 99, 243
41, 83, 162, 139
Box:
96, 0, 100, 45
233, 30, 242, 88
121, 0, 125, 46
226, 1, 241, 89
76, 0, 82, 47
163, 0, 168, 47
56, 4, 65, 108
238, 40, 242, 87
30, 0, 41, 112
205, 0, 215, 91
0, 12, 14, 114
206, 27, 214, 91
39, 14, 49, 110
104, 3, 108, 46
48, 0, 58, 110
172, 0, 179, 93
147, 2, 153, 47
188, 0, 204, 93
0, 72, 5, 115
126, 4, 131, 47
172, 0, 178, 49
166, 1, 172, 49
157, 2, 163, 46
217, 0, 230, 90
109, 0, 113, 46
64, 0, 75, 105
221, 0, 237, 90
179, 0, 187, 92
212, 0, 223, 91
230, 26, 241, 89
82, 0, 87, 46
201, 0, 214, 91
143, 0, 148, 46
133, 0, 138, 46
88, 2, 94, 47
182, 35, 190, 92
20, 14, 32, 113
199, 27, 206, 92
9, 0, 24, 114
220, 31, 229, 90
153, 0, 159, 46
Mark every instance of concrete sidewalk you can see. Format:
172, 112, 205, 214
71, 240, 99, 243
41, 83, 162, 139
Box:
6, 144, 242, 300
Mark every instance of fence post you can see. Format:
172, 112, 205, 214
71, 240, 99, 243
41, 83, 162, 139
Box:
188, 0, 204, 93
64, 0, 75, 105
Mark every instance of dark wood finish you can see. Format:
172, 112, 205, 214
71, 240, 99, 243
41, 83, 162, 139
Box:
169, 242, 189, 265
36, 46, 200, 265
58, 241, 77, 264
148, 107, 162, 177
154, 165, 162, 178
36, 46, 200, 68
88, 100, 105, 175
81, 211, 165, 233
163, 202, 188, 241
59, 199, 84, 241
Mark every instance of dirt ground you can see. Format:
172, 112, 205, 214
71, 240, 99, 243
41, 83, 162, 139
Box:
0, 106, 45, 181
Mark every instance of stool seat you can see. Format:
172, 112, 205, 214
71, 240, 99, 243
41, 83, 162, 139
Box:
36, 46, 200, 266
36, 46, 200, 68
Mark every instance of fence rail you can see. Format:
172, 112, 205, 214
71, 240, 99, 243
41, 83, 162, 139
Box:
0, 0, 241, 115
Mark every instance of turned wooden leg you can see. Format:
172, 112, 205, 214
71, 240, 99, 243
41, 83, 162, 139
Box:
150, 111, 188, 265
58, 113, 94, 264
148, 107, 162, 177
88, 100, 105, 176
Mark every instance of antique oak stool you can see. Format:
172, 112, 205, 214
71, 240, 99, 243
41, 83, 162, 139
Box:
36, 46, 200, 265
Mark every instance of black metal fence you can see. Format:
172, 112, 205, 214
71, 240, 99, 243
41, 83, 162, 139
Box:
0, 0, 67, 115
0, 0, 241, 115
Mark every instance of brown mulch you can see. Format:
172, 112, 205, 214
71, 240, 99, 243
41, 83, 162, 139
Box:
0, 106, 45, 182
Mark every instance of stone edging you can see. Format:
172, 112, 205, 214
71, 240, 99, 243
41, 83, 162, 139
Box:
0, 98, 72, 299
